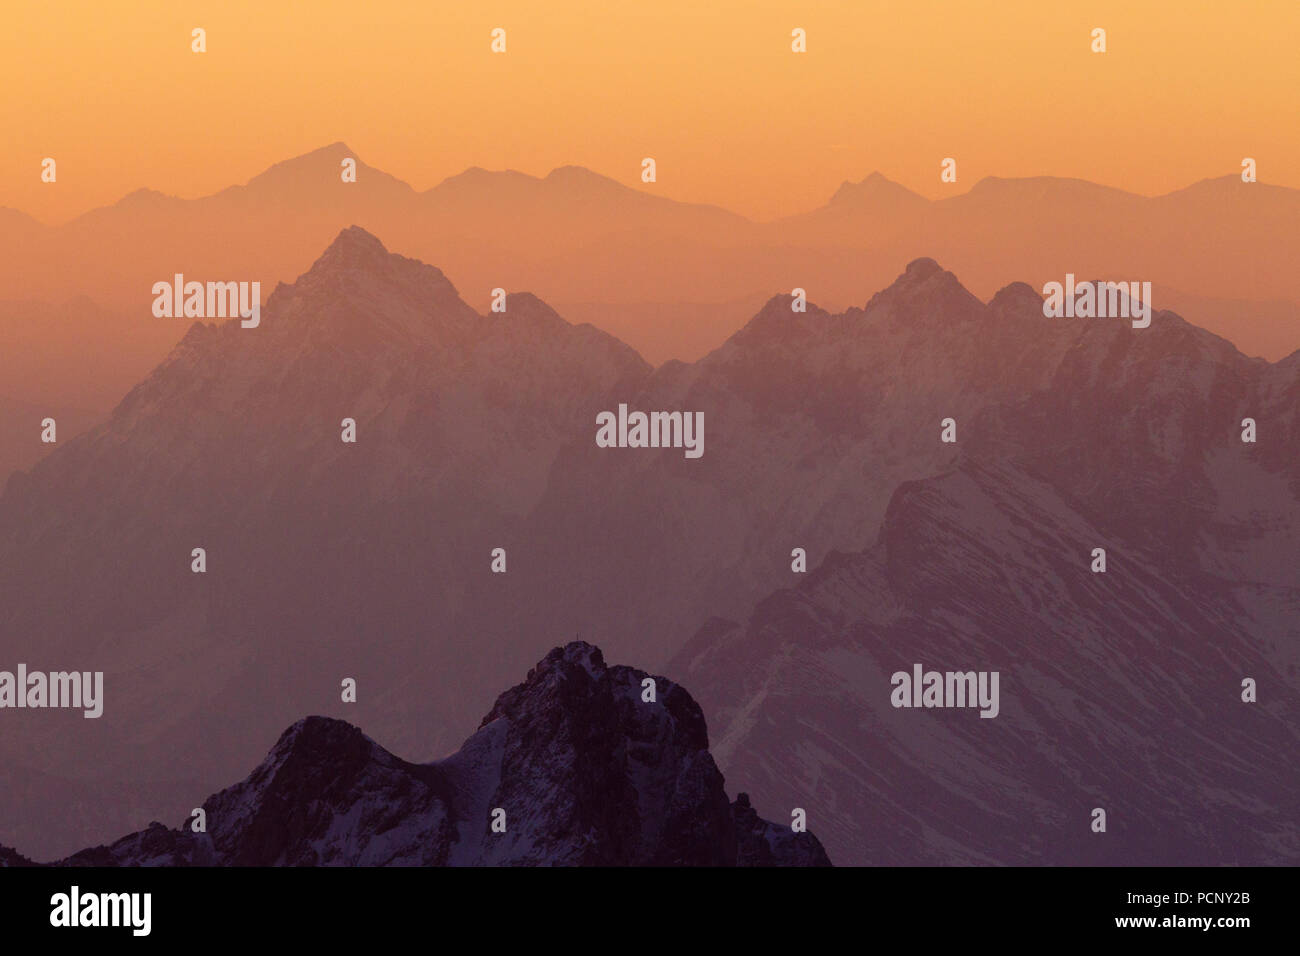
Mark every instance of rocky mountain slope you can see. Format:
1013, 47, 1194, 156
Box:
11, 643, 828, 867
506, 262, 1083, 665
670, 305, 1300, 865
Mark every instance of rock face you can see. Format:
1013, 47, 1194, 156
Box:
0, 846, 34, 868
46, 643, 830, 867
670, 303, 1300, 866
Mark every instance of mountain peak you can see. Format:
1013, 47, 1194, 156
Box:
119, 187, 176, 205
546, 639, 607, 676
434, 166, 540, 189
828, 171, 926, 207
545, 164, 608, 182
496, 291, 571, 330
237, 142, 396, 194
904, 256, 943, 280
255, 226, 479, 340
989, 280, 1044, 314
318, 224, 389, 263
266, 141, 354, 163
543, 165, 626, 192
300, 224, 449, 284
862, 257, 984, 322
965, 174, 1137, 204
722, 292, 834, 350
247, 717, 386, 791
251, 142, 354, 174
272, 715, 365, 756
31, 643, 831, 867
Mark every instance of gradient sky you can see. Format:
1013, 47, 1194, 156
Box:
4, 0, 1298, 223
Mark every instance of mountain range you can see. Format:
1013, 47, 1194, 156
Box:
2, 143, 1298, 477
0, 226, 1295, 865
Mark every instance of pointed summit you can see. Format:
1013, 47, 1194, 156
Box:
494, 291, 570, 331
828, 172, 928, 209
242, 142, 355, 186
227, 143, 415, 201
299, 224, 449, 290
862, 257, 984, 323
268, 715, 370, 765
315, 224, 391, 266
278, 226, 478, 340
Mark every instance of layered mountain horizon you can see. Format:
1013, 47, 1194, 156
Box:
17, 141, 1281, 229
1, 226, 1295, 865
3, 142, 1299, 482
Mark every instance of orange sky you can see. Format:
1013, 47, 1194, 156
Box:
4, 0, 1298, 223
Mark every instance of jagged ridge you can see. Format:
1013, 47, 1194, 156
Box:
34, 643, 830, 867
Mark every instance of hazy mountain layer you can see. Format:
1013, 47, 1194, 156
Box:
0, 227, 1294, 864
2, 145, 1297, 428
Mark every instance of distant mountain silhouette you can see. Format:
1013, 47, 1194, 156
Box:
1, 642, 829, 866
0, 147, 1296, 423
813, 170, 933, 220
